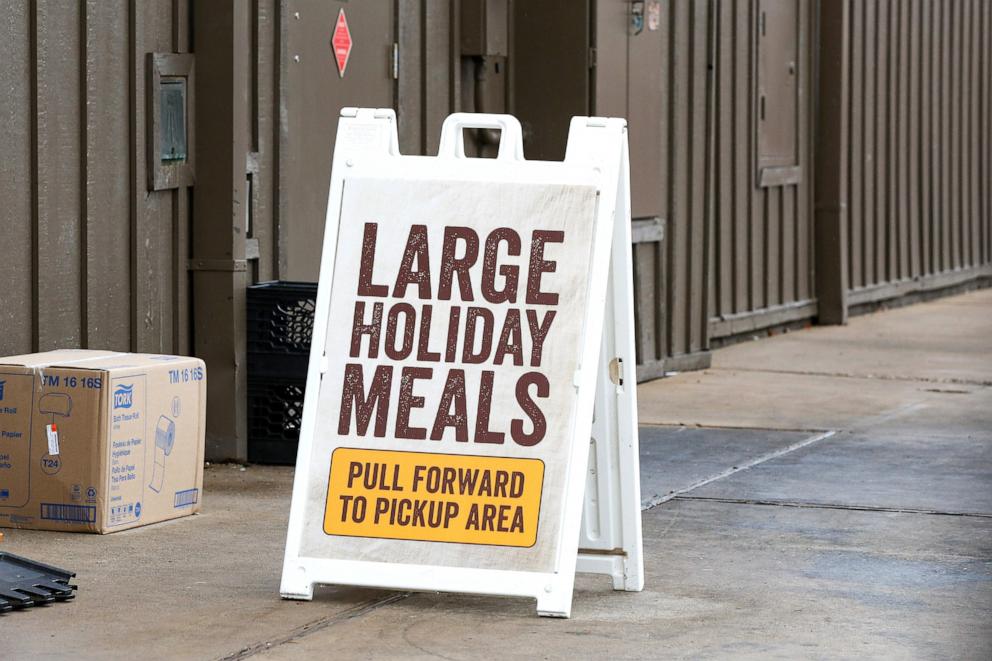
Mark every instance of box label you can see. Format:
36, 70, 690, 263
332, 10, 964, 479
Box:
0, 373, 34, 508
46, 424, 60, 455
324, 448, 544, 547
107, 375, 147, 526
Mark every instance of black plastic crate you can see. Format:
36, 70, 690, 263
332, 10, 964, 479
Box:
247, 375, 307, 465
246, 281, 318, 354
246, 281, 317, 464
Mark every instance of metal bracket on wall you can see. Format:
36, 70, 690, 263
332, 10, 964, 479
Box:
147, 53, 195, 191
187, 259, 247, 272
631, 217, 664, 244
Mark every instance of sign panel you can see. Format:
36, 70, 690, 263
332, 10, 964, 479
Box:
282, 110, 642, 618
298, 176, 597, 574
323, 448, 544, 547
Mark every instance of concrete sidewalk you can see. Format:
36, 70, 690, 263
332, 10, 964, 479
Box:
3, 289, 991, 659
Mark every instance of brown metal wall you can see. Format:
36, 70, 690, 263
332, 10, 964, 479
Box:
0, 0, 192, 358
630, 0, 712, 377
623, 0, 817, 377
844, 0, 992, 307
397, 0, 459, 157
708, 0, 817, 340
281, 1, 461, 282
0, 1, 286, 460
251, 0, 286, 286
512, 0, 808, 377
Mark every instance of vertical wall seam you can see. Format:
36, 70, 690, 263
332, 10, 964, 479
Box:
664, 0, 676, 356
846, 0, 855, 289
274, 0, 285, 279
983, 0, 988, 266
730, 0, 738, 313
420, 0, 428, 153
172, 0, 179, 351
702, 0, 715, 348
685, 1, 694, 355
251, 0, 260, 153
952, 0, 961, 270
893, 0, 901, 281
80, 0, 89, 348
747, 0, 756, 311
128, 0, 137, 351
29, 0, 40, 352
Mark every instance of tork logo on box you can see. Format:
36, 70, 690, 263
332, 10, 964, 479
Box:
113, 384, 134, 409
0, 380, 5, 400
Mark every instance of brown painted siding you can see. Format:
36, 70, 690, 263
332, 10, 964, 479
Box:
0, 0, 286, 362
0, 0, 190, 357
708, 0, 816, 340
845, 0, 992, 305
397, 0, 458, 157
251, 0, 284, 285
629, 0, 713, 378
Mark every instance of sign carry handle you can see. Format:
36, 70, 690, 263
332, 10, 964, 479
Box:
437, 113, 525, 161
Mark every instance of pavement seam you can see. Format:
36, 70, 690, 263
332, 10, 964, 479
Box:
674, 495, 992, 519
706, 365, 992, 388
640, 430, 836, 511
217, 592, 410, 660
637, 421, 830, 433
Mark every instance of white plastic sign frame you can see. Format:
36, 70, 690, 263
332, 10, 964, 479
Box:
281, 108, 642, 617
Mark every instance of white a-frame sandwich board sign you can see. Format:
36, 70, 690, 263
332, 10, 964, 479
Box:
281, 109, 643, 618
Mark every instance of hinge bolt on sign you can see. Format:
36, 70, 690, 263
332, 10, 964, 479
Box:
280, 109, 644, 618
331, 9, 352, 78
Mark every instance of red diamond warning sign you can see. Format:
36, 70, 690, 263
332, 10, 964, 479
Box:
331, 9, 352, 78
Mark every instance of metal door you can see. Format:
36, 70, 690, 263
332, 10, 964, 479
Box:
284, 0, 396, 281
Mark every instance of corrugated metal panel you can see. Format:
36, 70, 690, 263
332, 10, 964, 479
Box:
398, 0, 458, 156
251, 0, 283, 285
845, 0, 992, 305
708, 0, 816, 340
629, 0, 713, 377
0, 3, 36, 353
0, 0, 192, 358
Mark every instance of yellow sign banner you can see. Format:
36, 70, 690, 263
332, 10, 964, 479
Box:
324, 448, 545, 547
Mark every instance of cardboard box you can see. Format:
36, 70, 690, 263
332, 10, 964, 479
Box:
0, 350, 206, 533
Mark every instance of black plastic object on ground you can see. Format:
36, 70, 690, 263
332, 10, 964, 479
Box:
0, 552, 77, 612
247, 281, 318, 465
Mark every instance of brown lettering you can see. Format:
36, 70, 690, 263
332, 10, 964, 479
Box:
462, 307, 494, 363
349, 301, 383, 358
392, 225, 432, 299
445, 307, 461, 362
493, 309, 523, 366
439, 227, 479, 301
511, 372, 549, 446
338, 364, 392, 437
526, 310, 556, 367
474, 370, 504, 444
482, 227, 521, 303
385, 303, 416, 360
416, 305, 442, 362
526, 230, 563, 305
395, 367, 432, 439
357, 223, 388, 297
431, 369, 468, 442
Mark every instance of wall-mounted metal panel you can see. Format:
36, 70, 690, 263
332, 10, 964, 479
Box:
757, 0, 800, 172
283, 0, 396, 282
708, 0, 815, 341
